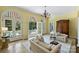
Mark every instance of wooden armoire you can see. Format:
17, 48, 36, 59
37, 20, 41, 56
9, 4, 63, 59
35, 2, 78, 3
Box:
56, 20, 69, 35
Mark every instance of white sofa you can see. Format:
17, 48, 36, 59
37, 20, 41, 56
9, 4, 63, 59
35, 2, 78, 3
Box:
56, 34, 68, 42
30, 39, 61, 53
50, 32, 68, 42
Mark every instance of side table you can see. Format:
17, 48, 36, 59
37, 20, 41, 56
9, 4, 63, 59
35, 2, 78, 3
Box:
1, 36, 9, 49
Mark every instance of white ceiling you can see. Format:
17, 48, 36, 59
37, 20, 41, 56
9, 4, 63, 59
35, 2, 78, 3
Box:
18, 6, 78, 16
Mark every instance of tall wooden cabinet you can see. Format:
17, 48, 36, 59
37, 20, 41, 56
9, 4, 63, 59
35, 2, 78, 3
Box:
56, 20, 69, 35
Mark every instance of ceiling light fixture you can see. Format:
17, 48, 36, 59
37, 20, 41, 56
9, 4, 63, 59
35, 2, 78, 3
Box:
43, 6, 50, 18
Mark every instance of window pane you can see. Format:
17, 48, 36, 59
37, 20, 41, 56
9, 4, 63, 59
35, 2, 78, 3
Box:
5, 20, 12, 31
16, 21, 21, 31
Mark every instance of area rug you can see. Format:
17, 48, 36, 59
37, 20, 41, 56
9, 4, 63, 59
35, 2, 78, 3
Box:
43, 35, 71, 53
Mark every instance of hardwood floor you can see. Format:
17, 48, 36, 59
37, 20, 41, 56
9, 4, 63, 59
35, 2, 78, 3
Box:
0, 37, 76, 53
0, 40, 30, 53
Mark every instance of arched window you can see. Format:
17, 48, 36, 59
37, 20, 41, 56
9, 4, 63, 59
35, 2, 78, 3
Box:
1, 10, 23, 41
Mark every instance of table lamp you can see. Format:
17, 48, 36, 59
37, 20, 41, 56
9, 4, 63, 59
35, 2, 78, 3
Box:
1, 27, 8, 36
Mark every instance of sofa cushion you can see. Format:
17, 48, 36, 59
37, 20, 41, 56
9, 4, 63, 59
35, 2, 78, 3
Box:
34, 39, 40, 44
50, 44, 61, 53
50, 45, 56, 49
38, 41, 52, 50
30, 38, 62, 53
36, 34, 44, 42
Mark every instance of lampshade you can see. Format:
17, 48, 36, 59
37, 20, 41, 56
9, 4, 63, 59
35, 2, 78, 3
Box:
1, 27, 8, 31
50, 31, 54, 34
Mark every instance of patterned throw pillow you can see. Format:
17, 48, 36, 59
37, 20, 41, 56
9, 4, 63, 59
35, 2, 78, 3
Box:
36, 34, 44, 42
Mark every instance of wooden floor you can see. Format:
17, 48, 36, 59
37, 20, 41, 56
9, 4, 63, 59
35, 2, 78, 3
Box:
0, 37, 76, 53
0, 40, 30, 53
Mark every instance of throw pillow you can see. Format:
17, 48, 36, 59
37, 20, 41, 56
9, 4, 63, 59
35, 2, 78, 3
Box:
50, 44, 61, 53
36, 34, 44, 42
38, 41, 51, 50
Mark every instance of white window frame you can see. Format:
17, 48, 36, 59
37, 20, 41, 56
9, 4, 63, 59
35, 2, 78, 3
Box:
37, 22, 43, 35
1, 10, 23, 41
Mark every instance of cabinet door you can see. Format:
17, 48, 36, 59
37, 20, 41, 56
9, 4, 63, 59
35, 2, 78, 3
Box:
57, 21, 62, 33
62, 21, 69, 34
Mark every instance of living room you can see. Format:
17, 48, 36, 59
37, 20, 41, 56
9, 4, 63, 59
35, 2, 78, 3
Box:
0, 6, 78, 53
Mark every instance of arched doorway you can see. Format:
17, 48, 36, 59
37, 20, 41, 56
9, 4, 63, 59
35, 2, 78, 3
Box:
28, 16, 43, 39
28, 16, 37, 39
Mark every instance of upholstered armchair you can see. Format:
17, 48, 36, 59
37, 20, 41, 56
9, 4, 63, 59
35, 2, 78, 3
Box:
50, 31, 68, 42
56, 33, 68, 42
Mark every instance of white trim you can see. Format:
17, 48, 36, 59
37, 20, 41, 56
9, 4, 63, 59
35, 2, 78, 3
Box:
37, 22, 43, 35
42, 17, 46, 34
28, 16, 37, 39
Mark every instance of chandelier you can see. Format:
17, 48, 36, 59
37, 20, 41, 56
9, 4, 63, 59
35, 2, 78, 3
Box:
43, 6, 50, 18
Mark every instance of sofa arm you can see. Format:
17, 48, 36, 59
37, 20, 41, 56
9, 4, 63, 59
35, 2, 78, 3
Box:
30, 40, 50, 53
50, 44, 61, 53
56, 36, 68, 42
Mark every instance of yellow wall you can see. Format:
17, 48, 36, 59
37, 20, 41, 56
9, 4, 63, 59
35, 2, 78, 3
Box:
0, 17, 1, 36
54, 11, 78, 38
0, 6, 43, 39
45, 17, 50, 34
1, 6, 77, 39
